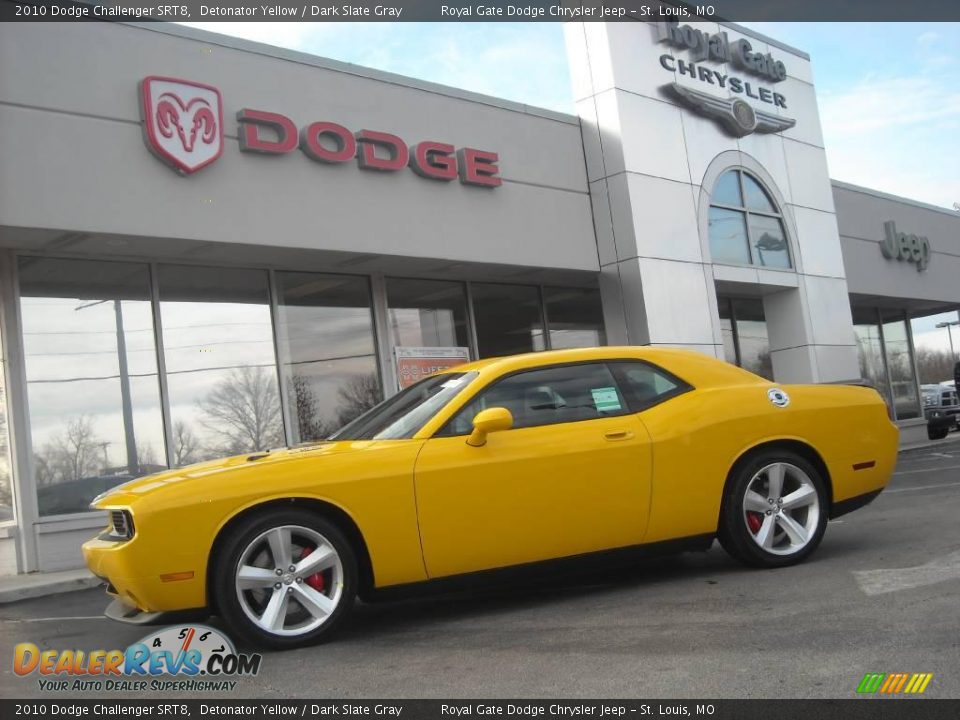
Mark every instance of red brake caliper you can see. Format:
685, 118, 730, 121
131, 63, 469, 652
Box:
746, 513, 763, 534
298, 546, 326, 592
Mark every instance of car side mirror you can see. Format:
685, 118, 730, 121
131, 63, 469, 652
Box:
466, 407, 513, 447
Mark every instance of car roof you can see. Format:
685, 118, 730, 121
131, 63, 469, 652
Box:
441, 346, 764, 388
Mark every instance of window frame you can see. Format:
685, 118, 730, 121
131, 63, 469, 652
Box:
709, 169, 792, 270
433, 359, 694, 437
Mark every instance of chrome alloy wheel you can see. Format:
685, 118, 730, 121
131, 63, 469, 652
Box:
234, 525, 344, 637
742, 462, 820, 556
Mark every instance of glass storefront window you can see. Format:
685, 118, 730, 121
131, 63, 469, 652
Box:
275, 272, 381, 443
0, 321, 12, 522
882, 315, 920, 420
709, 169, 792, 270
471, 283, 545, 358
386, 278, 470, 349
716, 295, 773, 380
733, 299, 772, 379
544, 287, 606, 349
158, 265, 283, 464
853, 319, 891, 408
909, 310, 959, 384
19, 258, 166, 515
717, 299, 737, 366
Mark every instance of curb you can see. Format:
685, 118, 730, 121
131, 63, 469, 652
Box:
899, 435, 960, 455
0, 571, 102, 605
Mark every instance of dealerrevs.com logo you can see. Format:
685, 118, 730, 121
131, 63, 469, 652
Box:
14, 625, 262, 692
138, 76, 502, 186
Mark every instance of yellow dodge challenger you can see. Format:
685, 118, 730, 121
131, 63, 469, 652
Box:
83, 347, 898, 648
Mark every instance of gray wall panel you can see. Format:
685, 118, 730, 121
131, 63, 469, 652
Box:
835, 184, 960, 304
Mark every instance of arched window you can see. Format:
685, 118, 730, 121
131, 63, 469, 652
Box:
708, 169, 792, 269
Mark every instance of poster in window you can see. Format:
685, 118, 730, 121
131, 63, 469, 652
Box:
395, 346, 470, 390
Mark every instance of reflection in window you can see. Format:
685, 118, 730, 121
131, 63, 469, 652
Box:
544, 287, 606, 349
709, 169, 791, 269
158, 265, 283, 464
909, 311, 960, 384
386, 278, 470, 349
0, 320, 12, 522
718, 300, 737, 366
734, 299, 773, 379
275, 272, 381, 443
18, 258, 166, 515
716, 296, 773, 380
471, 283, 545, 358
882, 314, 920, 421
853, 318, 891, 410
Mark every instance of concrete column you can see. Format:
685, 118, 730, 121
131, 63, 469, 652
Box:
565, 20, 858, 379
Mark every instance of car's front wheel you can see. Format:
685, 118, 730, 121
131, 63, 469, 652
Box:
719, 451, 828, 568
212, 508, 357, 649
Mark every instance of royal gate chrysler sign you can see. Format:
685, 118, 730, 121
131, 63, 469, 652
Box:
654, 21, 796, 138
139, 76, 501, 187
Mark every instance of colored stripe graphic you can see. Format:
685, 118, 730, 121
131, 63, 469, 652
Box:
858, 672, 933, 694
857, 673, 885, 693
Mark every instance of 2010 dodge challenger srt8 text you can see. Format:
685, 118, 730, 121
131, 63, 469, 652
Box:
84, 347, 898, 648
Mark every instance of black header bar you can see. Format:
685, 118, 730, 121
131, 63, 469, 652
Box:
2, 0, 960, 22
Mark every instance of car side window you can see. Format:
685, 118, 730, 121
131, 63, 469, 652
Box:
608, 361, 690, 412
438, 363, 629, 436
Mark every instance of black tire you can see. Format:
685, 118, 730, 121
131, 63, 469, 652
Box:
211, 508, 358, 649
928, 426, 949, 440
718, 449, 828, 568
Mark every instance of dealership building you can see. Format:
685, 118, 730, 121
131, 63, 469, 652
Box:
0, 20, 958, 575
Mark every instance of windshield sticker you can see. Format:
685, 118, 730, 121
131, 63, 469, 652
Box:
592, 387, 622, 412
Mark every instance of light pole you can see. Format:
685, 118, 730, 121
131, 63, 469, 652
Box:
936, 319, 959, 361
76, 299, 138, 476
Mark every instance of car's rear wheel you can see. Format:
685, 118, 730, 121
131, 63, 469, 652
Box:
719, 450, 827, 568
212, 508, 357, 649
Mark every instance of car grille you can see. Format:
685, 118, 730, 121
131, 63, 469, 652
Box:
109, 510, 134, 540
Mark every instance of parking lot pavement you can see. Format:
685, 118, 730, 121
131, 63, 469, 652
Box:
2, 444, 959, 700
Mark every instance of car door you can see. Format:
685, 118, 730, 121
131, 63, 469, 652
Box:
413, 362, 653, 579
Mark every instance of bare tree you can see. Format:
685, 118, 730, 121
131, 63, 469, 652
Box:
172, 419, 201, 467
291, 375, 336, 443
915, 347, 958, 385
335, 373, 382, 427
198, 366, 284, 455
34, 415, 103, 485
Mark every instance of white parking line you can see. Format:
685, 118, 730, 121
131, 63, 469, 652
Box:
893, 463, 960, 476
886, 481, 960, 494
854, 549, 960, 596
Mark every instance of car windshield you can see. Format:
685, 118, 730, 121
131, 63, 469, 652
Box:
329, 372, 477, 441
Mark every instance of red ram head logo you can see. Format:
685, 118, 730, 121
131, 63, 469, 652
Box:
140, 77, 224, 175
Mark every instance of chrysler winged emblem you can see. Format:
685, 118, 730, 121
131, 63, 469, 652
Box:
664, 82, 796, 138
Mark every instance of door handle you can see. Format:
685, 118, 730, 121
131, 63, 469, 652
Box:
604, 430, 634, 441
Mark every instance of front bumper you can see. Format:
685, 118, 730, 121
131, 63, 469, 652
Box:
82, 534, 207, 614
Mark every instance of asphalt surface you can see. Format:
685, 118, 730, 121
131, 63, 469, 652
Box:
2, 441, 959, 700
